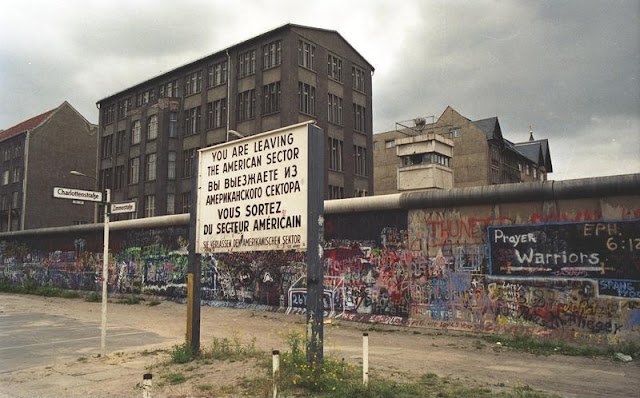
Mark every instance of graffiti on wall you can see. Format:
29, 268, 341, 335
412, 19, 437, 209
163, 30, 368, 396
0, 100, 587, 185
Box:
488, 220, 640, 282
1, 211, 639, 344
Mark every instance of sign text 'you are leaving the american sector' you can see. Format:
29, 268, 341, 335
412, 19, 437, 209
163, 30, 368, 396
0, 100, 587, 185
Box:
195, 123, 310, 253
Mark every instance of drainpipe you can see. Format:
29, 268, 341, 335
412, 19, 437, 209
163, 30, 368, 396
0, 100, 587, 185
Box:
20, 131, 30, 230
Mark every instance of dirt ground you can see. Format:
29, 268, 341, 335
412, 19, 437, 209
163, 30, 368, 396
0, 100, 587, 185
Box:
0, 294, 638, 398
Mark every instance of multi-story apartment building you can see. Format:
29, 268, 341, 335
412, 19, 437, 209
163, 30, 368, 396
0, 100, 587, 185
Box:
96, 24, 374, 219
0, 102, 97, 231
373, 106, 552, 195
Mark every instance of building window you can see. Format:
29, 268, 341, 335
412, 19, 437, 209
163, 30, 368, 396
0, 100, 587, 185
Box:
131, 120, 141, 145
491, 167, 500, 184
207, 99, 227, 129
184, 107, 201, 136
263, 82, 281, 114
354, 145, 367, 176
14, 143, 22, 158
208, 61, 228, 87
237, 90, 256, 121
117, 98, 130, 119
238, 49, 256, 78
328, 185, 344, 200
298, 39, 315, 70
145, 153, 157, 181
12, 167, 21, 183
115, 130, 126, 154
2, 170, 9, 185
352, 65, 366, 93
11, 191, 19, 209
167, 193, 175, 215
328, 137, 343, 171
490, 145, 500, 166
450, 128, 461, 138
0, 195, 6, 211
169, 112, 178, 138
101, 135, 113, 158
181, 191, 191, 214
373, 141, 379, 151
401, 152, 451, 168
354, 189, 368, 197
298, 82, 315, 115
146, 115, 158, 140
327, 54, 342, 82
533, 167, 538, 179
103, 104, 115, 124
160, 80, 179, 97
183, 148, 196, 178
99, 168, 112, 190
353, 104, 366, 132
168, 151, 177, 180
525, 164, 531, 175
114, 165, 125, 190
129, 157, 140, 184
184, 70, 203, 96
263, 40, 281, 69
328, 94, 343, 125
144, 195, 155, 218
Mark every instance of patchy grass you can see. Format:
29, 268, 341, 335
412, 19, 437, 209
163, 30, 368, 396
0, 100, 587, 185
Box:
161, 372, 187, 385
116, 295, 143, 305
483, 333, 640, 358
0, 280, 81, 298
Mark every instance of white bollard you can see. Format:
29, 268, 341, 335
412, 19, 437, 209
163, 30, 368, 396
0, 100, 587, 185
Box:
272, 350, 280, 398
363, 333, 369, 387
142, 373, 152, 398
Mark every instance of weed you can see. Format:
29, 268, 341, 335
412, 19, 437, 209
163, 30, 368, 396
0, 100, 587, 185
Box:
202, 336, 261, 361
117, 295, 142, 305
197, 384, 213, 391
482, 333, 639, 358
85, 291, 101, 302
147, 300, 161, 306
162, 372, 187, 385
77, 357, 88, 362
170, 342, 193, 364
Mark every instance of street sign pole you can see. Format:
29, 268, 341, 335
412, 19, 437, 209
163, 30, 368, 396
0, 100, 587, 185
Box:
53, 184, 110, 357
305, 125, 325, 366
187, 152, 201, 354
101, 188, 110, 358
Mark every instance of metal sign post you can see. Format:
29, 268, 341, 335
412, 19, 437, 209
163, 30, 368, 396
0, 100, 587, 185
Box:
305, 124, 324, 366
187, 151, 201, 354
52, 186, 111, 357
100, 188, 110, 357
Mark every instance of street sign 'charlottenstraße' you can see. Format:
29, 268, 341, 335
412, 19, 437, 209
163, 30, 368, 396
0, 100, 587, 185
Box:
53, 187, 103, 203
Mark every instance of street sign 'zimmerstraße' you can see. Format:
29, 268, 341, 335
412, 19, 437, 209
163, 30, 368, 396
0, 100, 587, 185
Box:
195, 122, 311, 253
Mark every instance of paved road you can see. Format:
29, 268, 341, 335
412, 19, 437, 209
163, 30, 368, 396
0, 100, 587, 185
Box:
0, 312, 165, 374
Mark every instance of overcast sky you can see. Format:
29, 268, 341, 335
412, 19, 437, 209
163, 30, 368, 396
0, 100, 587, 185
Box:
1, 0, 638, 181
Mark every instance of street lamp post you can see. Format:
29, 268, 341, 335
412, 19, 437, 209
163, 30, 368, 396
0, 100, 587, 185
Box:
70, 171, 110, 357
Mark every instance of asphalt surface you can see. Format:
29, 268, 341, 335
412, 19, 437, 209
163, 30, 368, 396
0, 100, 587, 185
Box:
0, 312, 165, 374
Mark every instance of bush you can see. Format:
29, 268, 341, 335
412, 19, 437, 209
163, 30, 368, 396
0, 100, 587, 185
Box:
170, 342, 193, 364
85, 291, 101, 302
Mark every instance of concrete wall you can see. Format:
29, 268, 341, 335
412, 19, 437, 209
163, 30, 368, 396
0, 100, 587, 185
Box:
1, 174, 639, 345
